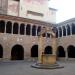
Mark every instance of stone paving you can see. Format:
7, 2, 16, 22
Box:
0, 60, 75, 75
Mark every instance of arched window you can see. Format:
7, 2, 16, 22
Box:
0, 20, 5, 33
31, 45, 38, 57
47, 33, 50, 38
62, 26, 66, 36
67, 45, 75, 58
26, 24, 31, 35
20, 23, 25, 35
6, 21, 12, 33
72, 23, 75, 35
11, 44, 24, 60
57, 46, 65, 57
44, 46, 52, 54
66, 24, 70, 35
53, 27, 58, 38
37, 26, 41, 36
13, 22, 19, 34
59, 27, 62, 37
32, 25, 36, 36
0, 44, 3, 58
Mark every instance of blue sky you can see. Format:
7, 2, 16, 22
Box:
49, 0, 75, 23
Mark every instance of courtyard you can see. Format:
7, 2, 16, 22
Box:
0, 60, 75, 75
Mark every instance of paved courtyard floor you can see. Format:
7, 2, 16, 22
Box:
0, 60, 75, 75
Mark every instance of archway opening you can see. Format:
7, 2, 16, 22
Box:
6, 21, 12, 33
11, 45, 24, 60
31, 45, 38, 57
44, 46, 52, 54
0, 20, 5, 33
0, 45, 3, 58
67, 45, 75, 58
57, 46, 65, 57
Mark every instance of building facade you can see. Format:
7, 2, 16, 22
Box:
54, 18, 75, 60
0, 0, 75, 61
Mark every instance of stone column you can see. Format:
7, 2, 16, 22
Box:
57, 27, 59, 38
12, 22, 14, 34
30, 25, 32, 36
65, 26, 67, 36
18, 23, 20, 34
36, 26, 38, 36
24, 24, 26, 35
65, 50, 68, 61
4, 20, 6, 33
62, 26, 63, 37
38, 35, 45, 63
51, 36, 57, 55
70, 25, 72, 35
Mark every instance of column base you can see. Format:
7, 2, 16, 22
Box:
31, 62, 64, 69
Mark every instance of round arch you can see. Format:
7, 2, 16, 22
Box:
32, 25, 36, 36
57, 46, 65, 57
59, 27, 62, 37
31, 45, 38, 57
62, 26, 66, 36
6, 21, 12, 33
0, 20, 5, 33
0, 44, 3, 58
13, 22, 19, 34
44, 46, 52, 54
67, 45, 75, 58
66, 24, 70, 35
11, 44, 24, 60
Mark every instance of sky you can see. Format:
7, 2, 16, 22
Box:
49, 0, 75, 23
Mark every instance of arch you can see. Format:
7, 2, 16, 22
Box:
26, 24, 31, 35
13, 22, 19, 34
6, 21, 12, 33
47, 33, 50, 38
11, 45, 24, 60
32, 25, 36, 36
31, 45, 38, 57
62, 26, 66, 36
0, 20, 5, 33
67, 45, 75, 58
72, 23, 75, 35
37, 26, 41, 36
44, 46, 52, 54
57, 46, 65, 57
66, 24, 70, 35
0, 44, 3, 58
59, 27, 62, 37
20, 23, 25, 35
54, 27, 58, 38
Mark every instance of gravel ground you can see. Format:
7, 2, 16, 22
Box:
0, 60, 75, 75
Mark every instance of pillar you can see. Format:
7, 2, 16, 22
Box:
38, 35, 45, 63
65, 50, 68, 61
70, 25, 72, 35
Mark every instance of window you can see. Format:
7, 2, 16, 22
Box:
59, 27, 62, 37
20, 24, 25, 35
13, 22, 19, 34
27, 10, 44, 17
62, 26, 66, 36
6, 21, 12, 33
32, 25, 36, 36
66, 25, 70, 35
47, 33, 50, 38
72, 23, 75, 35
13, 0, 20, 1
0, 20, 5, 33
26, 24, 31, 35
37, 26, 41, 36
